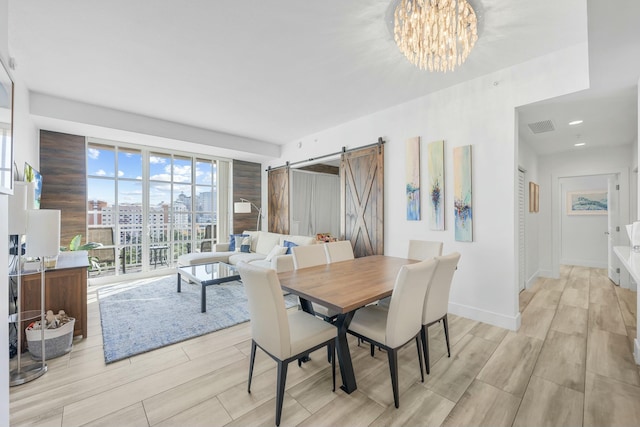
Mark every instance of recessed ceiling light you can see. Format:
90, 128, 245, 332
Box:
574, 142, 586, 147
569, 120, 583, 126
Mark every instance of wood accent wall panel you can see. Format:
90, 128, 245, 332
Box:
341, 144, 384, 257
233, 160, 262, 234
40, 130, 87, 248
268, 167, 289, 234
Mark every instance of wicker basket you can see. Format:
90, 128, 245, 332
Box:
26, 318, 75, 360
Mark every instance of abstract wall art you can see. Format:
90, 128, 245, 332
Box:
453, 145, 472, 242
406, 136, 420, 221
567, 190, 607, 215
427, 140, 444, 230
529, 182, 540, 213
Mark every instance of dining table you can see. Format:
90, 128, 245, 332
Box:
277, 254, 416, 394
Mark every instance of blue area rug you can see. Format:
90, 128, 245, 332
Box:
97, 274, 298, 364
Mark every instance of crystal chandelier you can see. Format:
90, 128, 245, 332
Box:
394, 0, 478, 72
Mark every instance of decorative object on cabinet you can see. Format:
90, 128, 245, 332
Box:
453, 145, 473, 242
406, 137, 421, 221
566, 190, 607, 215
24, 162, 42, 209
428, 140, 445, 230
0, 56, 13, 195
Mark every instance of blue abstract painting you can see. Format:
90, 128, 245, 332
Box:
567, 190, 607, 215
454, 145, 472, 242
406, 137, 420, 220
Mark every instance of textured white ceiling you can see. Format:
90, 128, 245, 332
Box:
8, 0, 600, 151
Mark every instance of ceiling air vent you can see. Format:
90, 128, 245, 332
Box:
527, 120, 555, 134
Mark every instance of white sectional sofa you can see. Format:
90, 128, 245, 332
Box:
177, 230, 316, 272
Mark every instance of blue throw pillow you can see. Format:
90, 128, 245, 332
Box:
228, 234, 249, 252
282, 240, 298, 255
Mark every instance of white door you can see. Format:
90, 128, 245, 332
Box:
608, 174, 620, 285
518, 169, 526, 292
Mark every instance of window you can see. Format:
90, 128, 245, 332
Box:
87, 140, 227, 276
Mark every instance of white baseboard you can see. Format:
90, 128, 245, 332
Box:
537, 269, 556, 279
635, 339, 640, 365
559, 259, 607, 269
526, 270, 540, 290
449, 302, 521, 331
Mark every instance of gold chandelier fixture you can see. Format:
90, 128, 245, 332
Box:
394, 0, 478, 72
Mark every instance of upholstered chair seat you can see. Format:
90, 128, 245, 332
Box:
347, 258, 438, 408
238, 262, 336, 426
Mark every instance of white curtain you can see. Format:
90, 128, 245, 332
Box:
217, 160, 230, 243
290, 169, 340, 237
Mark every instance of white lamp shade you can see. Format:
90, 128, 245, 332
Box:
8, 182, 28, 235
26, 209, 61, 258
234, 202, 252, 214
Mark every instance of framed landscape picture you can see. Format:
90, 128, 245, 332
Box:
566, 190, 607, 215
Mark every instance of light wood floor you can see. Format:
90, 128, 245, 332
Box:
9, 265, 640, 426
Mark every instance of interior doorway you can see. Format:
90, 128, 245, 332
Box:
552, 170, 629, 286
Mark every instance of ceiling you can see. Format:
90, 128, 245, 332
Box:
7, 0, 638, 157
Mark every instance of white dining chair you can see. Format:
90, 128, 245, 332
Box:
347, 257, 438, 408
291, 244, 338, 320
408, 239, 443, 260
238, 262, 337, 426
421, 252, 460, 374
324, 240, 355, 263
291, 244, 328, 269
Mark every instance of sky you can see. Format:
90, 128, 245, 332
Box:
87, 146, 216, 207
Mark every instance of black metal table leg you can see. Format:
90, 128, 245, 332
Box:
177, 272, 182, 293
201, 284, 207, 313
334, 311, 357, 393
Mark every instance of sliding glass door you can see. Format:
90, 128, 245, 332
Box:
87, 140, 225, 276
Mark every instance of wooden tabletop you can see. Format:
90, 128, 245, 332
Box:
278, 255, 417, 314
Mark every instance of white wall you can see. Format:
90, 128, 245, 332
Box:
537, 145, 632, 276
265, 43, 590, 330
1, 0, 40, 420
518, 136, 540, 287
559, 175, 609, 267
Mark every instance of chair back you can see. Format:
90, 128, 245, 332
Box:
423, 252, 461, 324
408, 240, 443, 261
324, 240, 355, 263
291, 244, 327, 269
87, 226, 116, 264
386, 258, 438, 348
237, 262, 292, 359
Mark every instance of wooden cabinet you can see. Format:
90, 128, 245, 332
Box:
20, 266, 88, 340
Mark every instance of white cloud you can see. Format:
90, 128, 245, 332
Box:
95, 169, 107, 176
118, 170, 124, 177
149, 156, 167, 164
88, 148, 100, 160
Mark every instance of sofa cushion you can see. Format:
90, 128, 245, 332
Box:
265, 245, 287, 262
280, 234, 316, 247
282, 240, 299, 255
228, 233, 249, 251
234, 235, 251, 253
254, 231, 283, 255
228, 252, 265, 265
242, 230, 260, 253
177, 251, 233, 266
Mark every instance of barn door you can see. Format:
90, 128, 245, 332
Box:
268, 167, 290, 234
341, 142, 384, 257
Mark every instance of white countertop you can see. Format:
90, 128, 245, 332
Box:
614, 246, 640, 285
